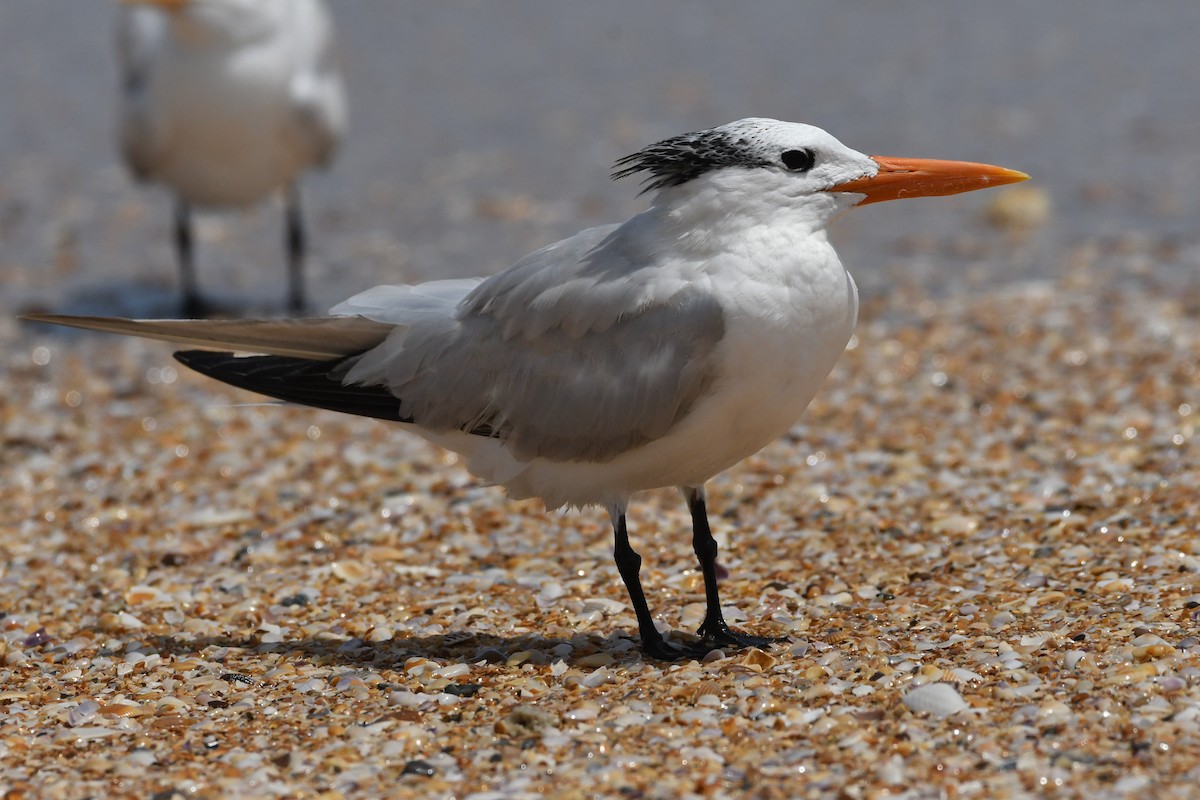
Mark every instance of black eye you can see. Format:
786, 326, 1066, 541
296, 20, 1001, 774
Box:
781, 149, 816, 172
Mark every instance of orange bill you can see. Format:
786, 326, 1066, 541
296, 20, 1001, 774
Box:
831, 157, 1029, 205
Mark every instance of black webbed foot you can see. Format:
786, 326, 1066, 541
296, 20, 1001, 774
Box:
696, 618, 787, 651
636, 632, 713, 662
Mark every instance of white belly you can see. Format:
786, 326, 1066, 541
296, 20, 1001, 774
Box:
140, 53, 312, 206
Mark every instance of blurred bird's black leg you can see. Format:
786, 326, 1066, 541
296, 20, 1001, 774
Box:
285, 184, 307, 314
174, 200, 207, 317
610, 506, 705, 660
685, 486, 782, 650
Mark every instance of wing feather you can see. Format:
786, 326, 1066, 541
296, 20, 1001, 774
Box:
21, 314, 394, 360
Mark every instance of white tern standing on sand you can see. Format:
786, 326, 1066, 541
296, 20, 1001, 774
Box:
29, 119, 1026, 659
117, 0, 347, 315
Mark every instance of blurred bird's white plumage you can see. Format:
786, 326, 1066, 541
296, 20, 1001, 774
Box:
117, 0, 347, 313
32, 118, 1026, 657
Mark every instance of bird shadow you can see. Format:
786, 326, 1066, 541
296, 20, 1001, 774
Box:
144, 629, 651, 671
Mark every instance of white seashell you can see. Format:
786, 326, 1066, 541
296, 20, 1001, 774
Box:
1036, 699, 1074, 725
581, 667, 613, 688
331, 560, 370, 583
388, 691, 427, 708
565, 702, 599, 722
116, 612, 144, 630
435, 663, 471, 679
902, 682, 967, 717
181, 508, 254, 528
367, 626, 394, 643
580, 597, 626, 615
58, 726, 119, 742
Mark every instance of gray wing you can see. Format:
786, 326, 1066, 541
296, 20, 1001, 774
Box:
288, 0, 347, 168
115, 6, 166, 180
339, 223, 727, 463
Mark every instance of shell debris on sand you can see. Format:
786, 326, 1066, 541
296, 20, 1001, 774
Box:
6, 258, 1200, 797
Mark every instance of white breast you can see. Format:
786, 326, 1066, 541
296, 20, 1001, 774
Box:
436, 229, 859, 509
146, 52, 307, 205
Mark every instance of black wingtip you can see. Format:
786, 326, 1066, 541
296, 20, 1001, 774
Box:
173, 350, 409, 423
173, 349, 219, 371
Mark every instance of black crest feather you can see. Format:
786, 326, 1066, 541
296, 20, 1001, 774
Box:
612, 129, 774, 193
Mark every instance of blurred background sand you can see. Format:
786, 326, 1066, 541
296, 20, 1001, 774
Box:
3, 1, 1199, 315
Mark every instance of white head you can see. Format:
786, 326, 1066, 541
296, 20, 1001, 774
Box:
614, 118, 1028, 227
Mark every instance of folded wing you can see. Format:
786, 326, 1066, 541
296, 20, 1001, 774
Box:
345, 288, 726, 463
26, 221, 728, 465
339, 225, 728, 463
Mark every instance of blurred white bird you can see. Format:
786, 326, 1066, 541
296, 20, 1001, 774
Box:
29, 119, 1026, 659
117, 0, 347, 315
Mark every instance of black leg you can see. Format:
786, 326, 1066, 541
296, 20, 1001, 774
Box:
609, 506, 706, 661
284, 184, 306, 314
684, 486, 782, 650
174, 200, 205, 317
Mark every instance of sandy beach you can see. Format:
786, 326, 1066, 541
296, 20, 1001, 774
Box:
6, 252, 1200, 797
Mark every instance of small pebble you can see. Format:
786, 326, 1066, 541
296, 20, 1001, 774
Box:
402, 760, 436, 777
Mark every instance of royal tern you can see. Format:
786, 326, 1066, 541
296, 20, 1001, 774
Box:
28, 119, 1026, 659
117, 0, 347, 315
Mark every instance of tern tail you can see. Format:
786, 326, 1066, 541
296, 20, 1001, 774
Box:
20, 314, 395, 360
